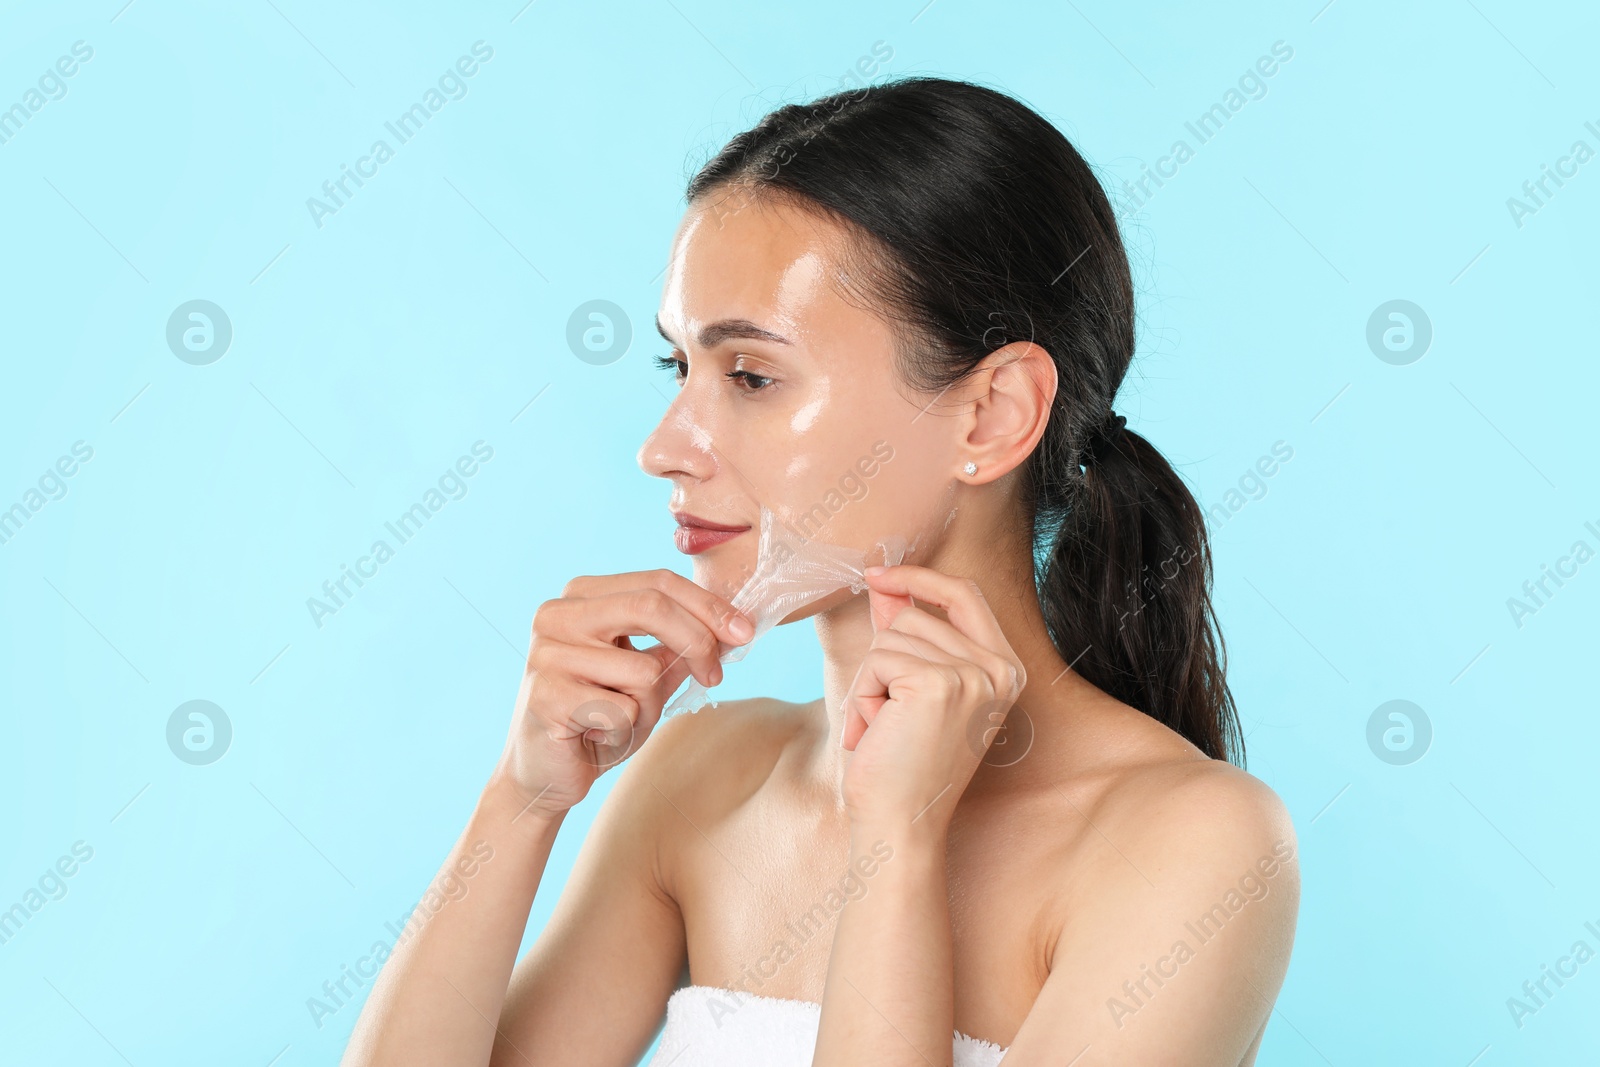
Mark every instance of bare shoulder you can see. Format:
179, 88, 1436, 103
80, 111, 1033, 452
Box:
628, 695, 816, 814
639, 695, 809, 769
1037, 698, 1301, 954
1096, 746, 1299, 898
1132, 753, 1292, 845
1014, 710, 1300, 1063
581, 697, 799, 847
1048, 693, 1298, 879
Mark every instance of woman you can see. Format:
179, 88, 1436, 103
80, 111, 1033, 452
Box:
341, 75, 1299, 1066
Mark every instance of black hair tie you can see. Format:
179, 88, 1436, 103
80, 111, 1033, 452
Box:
1081, 412, 1127, 467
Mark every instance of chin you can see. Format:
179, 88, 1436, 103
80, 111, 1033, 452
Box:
690, 547, 761, 605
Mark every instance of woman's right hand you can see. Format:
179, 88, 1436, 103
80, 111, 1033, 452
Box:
494, 569, 755, 818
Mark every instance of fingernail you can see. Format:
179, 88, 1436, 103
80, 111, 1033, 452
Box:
729, 614, 755, 641
864, 565, 886, 576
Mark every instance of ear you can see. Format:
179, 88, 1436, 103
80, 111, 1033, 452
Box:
957, 341, 1058, 482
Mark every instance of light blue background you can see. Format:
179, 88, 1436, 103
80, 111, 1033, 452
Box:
1, 0, 1596, 1063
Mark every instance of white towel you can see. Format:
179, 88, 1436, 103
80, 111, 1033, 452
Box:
644, 985, 1007, 1066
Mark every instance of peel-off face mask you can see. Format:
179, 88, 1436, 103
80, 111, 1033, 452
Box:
662, 493, 957, 718
663, 505, 894, 717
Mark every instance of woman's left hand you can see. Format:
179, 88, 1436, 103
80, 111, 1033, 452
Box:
840, 564, 1028, 831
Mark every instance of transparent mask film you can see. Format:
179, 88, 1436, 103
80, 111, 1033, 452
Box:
652, 395, 962, 717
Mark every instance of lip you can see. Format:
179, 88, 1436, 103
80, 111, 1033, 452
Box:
673, 511, 752, 555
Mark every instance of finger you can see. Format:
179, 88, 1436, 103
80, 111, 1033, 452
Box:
538, 679, 643, 746
864, 565, 1024, 688
540, 589, 726, 687
840, 644, 958, 751
565, 685, 648, 768
870, 622, 964, 669
640, 642, 705, 700
540, 642, 697, 708
863, 566, 1004, 644
563, 569, 756, 646
866, 581, 913, 634
881, 604, 1021, 699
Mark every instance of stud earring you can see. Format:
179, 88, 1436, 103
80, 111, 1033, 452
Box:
962, 461, 978, 476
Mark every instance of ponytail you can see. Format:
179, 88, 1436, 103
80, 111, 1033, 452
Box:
1036, 426, 1243, 765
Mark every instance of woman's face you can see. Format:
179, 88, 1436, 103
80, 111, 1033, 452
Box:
638, 187, 965, 611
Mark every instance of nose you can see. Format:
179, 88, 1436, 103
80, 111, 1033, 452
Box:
637, 396, 717, 482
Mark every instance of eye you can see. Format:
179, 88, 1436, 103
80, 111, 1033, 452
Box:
653, 353, 686, 382
724, 368, 774, 392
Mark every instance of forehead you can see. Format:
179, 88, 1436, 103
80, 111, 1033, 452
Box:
659, 190, 857, 341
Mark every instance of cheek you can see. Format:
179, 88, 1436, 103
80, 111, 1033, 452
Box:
789, 393, 826, 435
829, 460, 961, 558
687, 423, 957, 600
771, 417, 958, 552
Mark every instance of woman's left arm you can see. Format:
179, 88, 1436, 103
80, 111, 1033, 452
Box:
810, 565, 1301, 1067
812, 564, 1025, 1066
814, 809, 956, 1065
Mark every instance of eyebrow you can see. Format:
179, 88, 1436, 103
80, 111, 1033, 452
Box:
655, 315, 793, 349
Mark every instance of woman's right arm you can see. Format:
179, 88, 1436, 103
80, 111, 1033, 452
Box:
339, 569, 754, 1067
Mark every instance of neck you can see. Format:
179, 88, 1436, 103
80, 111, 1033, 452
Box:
810, 506, 1085, 799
